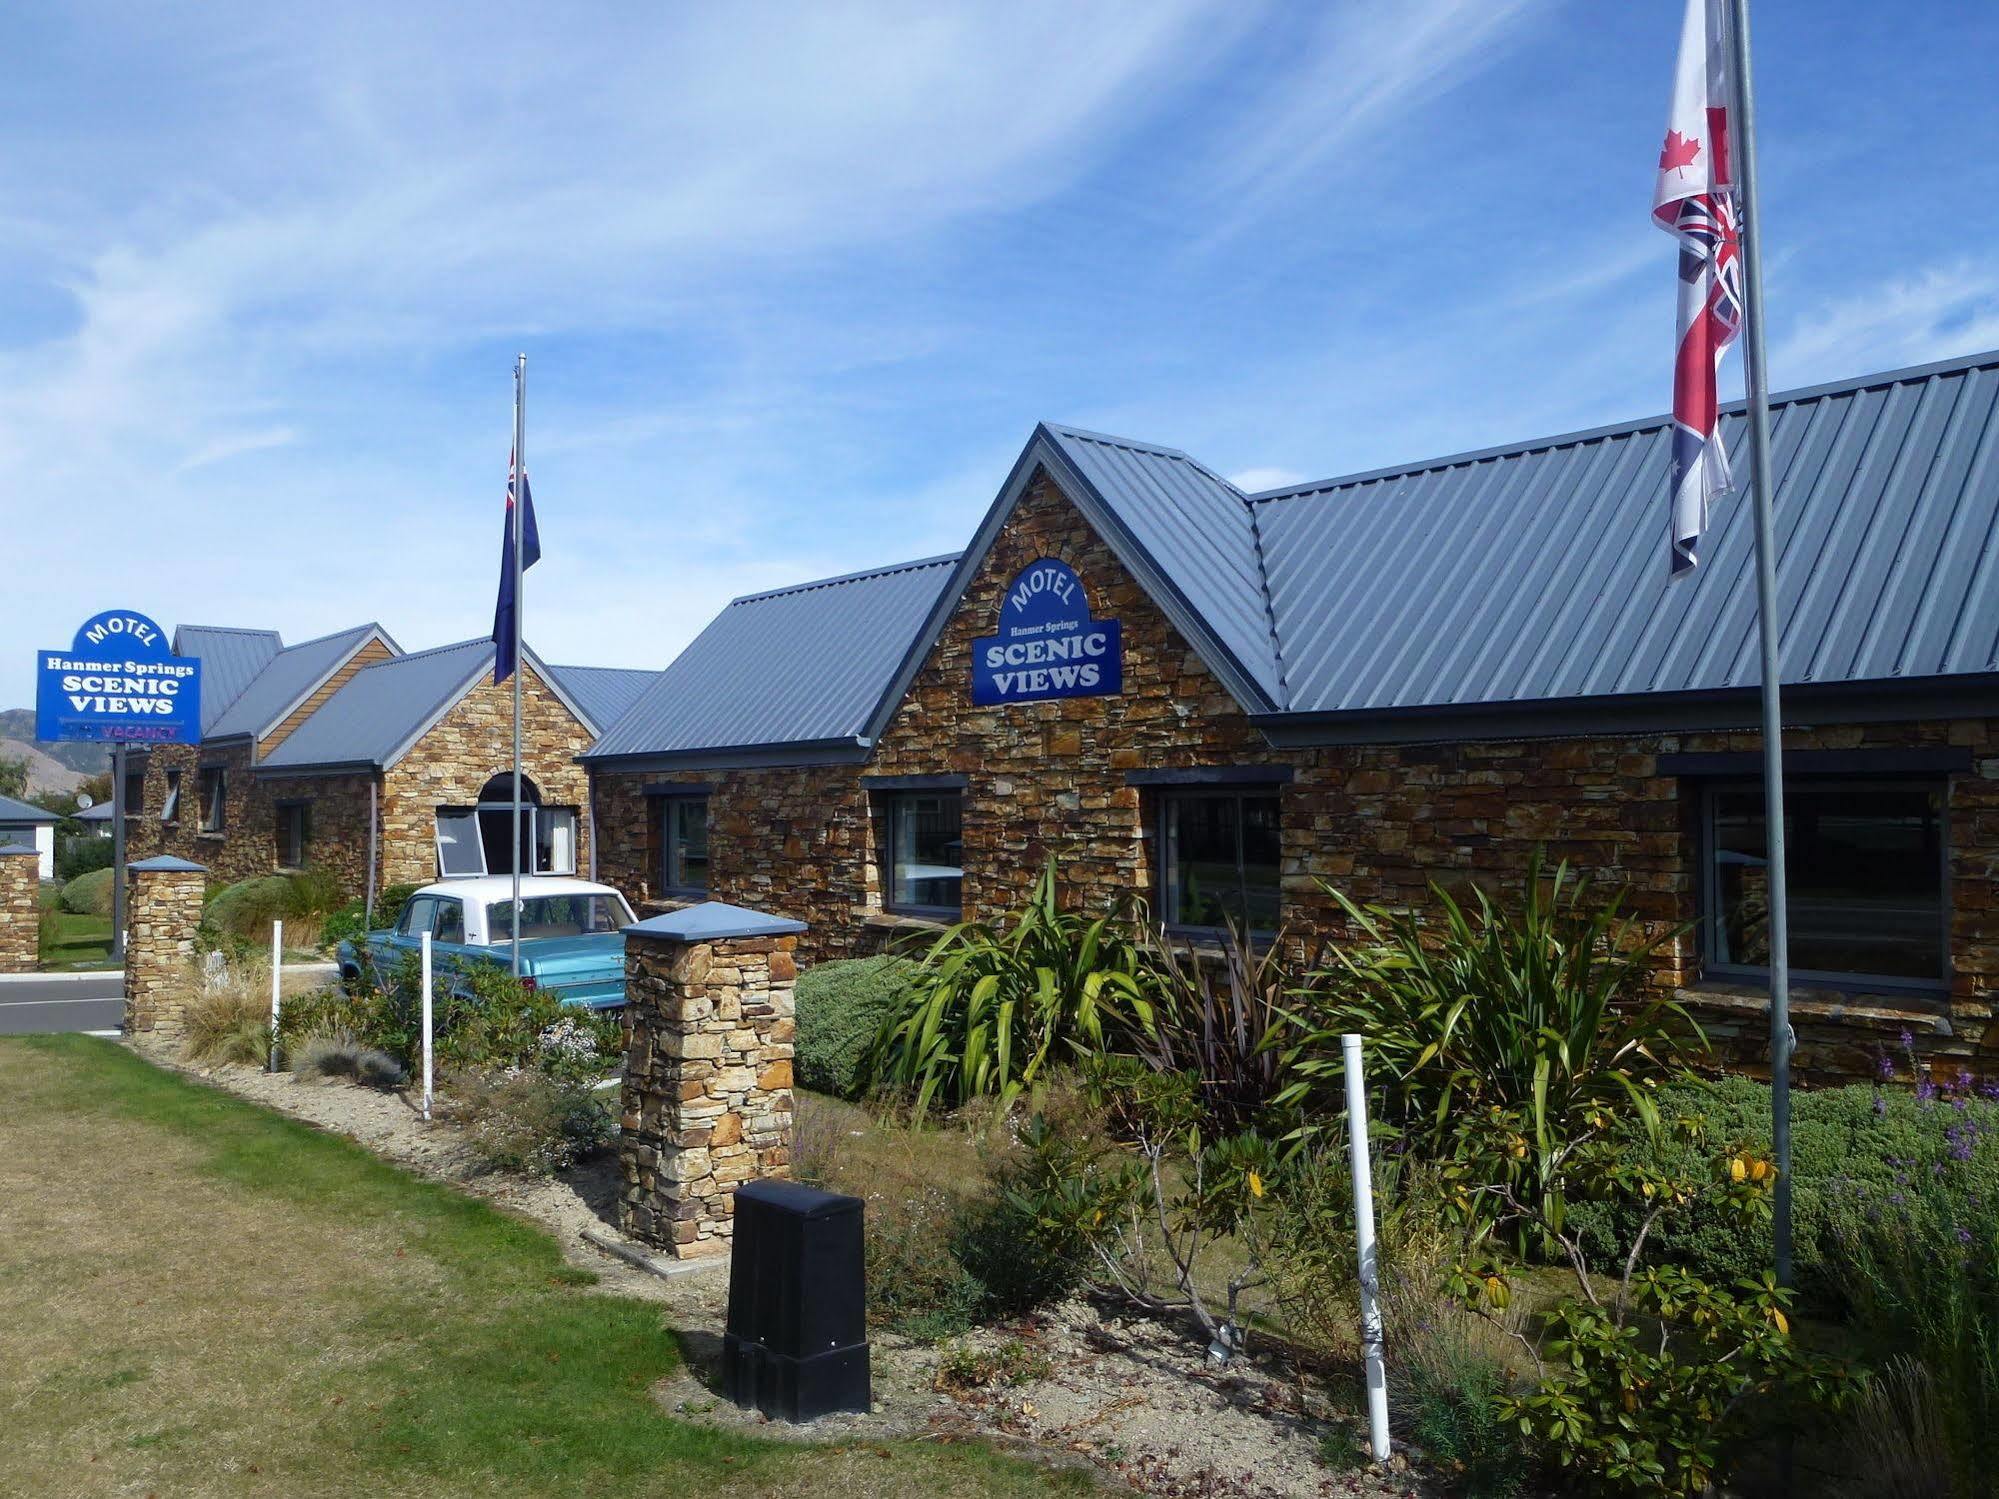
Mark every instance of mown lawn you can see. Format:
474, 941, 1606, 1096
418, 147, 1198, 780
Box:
37, 910, 114, 968
0, 1036, 1094, 1498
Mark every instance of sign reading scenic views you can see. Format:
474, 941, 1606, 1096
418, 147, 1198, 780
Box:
972, 557, 1123, 706
35, 609, 202, 745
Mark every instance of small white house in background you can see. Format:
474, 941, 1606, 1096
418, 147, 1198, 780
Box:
0, 794, 59, 880
71, 801, 116, 837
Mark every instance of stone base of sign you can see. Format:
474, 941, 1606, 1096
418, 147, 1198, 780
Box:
0, 846, 38, 974
125, 856, 208, 1033
618, 903, 802, 1260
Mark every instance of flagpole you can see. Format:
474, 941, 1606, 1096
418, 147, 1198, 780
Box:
511, 353, 526, 979
1725, 0, 1793, 1290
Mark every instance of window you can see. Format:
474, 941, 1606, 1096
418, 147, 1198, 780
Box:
434, 899, 465, 944
660, 796, 709, 894
536, 807, 578, 876
398, 895, 439, 938
123, 765, 145, 814
485, 892, 634, 944
160, 770, 181, 824
436, 809, 484, 877
275, 802, 310, 870
1703, 779, 1947, 989
435, 803, 579, 878
1158, 789, 1282, 934
882, 791, 963, 917
198, 767, 226, 833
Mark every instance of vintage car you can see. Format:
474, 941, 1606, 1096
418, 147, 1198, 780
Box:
336, 875, 636, 1009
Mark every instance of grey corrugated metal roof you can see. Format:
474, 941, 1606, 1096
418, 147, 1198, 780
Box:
1253, 349, 1999, 722
545, 665, 663, 736
257, 638, 494, 770
207, 624, 393, 741
0, 794, 59, 824
172, 625, 282, 732
1041, 426, 1285, 707
583, 555, 962, 765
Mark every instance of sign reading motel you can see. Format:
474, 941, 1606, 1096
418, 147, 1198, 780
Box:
35, 609, 203, 745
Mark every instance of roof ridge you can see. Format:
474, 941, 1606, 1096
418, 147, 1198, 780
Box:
354, 636, 492, 669
271, 621, 383, 654
729, 552, 963, 607
176, 623, 283, 639
1042, 422, 1251, 499
1246, 346, 1999, 507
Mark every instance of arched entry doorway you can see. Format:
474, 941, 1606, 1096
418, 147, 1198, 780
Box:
432, 774, 578, 878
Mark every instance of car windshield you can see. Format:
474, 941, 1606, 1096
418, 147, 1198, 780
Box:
484, 893, 634, 943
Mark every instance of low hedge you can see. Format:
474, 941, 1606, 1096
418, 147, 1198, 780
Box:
795, 955, 917, 1099
59, 866, 115, 915
1567, 1073, 1999, 1306
203, 869, 347, 943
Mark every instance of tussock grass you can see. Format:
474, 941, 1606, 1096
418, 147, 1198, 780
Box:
0, 1037, 1089, 1499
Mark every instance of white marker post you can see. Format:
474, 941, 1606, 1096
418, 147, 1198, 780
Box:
420, 931, 434, 1122
268, 919, 283, 1073
1342, 1033, 1390, 1464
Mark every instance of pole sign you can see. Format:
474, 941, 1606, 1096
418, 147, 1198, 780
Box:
35, 610, 202, 745
972, 558, 1122, 706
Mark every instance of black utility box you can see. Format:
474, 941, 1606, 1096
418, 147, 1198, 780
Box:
722, 1178, 871, 1421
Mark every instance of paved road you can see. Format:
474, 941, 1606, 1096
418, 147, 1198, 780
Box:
0, 973, 124, 1035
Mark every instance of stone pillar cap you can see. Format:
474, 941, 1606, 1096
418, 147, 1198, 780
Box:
623, 901, 806, 943
0, 844, 38, 857
127, 855, 208, 874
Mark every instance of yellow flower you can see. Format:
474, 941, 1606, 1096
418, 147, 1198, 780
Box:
1730, 1157, 1747, 1183
1248, 1171, 1264, 1200
1770, 1308, 1789, 1335
1750, 1159, 1771, 1183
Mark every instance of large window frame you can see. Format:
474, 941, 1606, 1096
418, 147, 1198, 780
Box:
658, 795, 710, 897
880, 790, 964, 920
1697, 776, 1950, 996
433, 803, 579, 879
197, 766, 226, 834
1155, 787, 1283, 938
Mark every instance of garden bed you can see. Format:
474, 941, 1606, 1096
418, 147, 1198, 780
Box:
129, 1033, 1433, 1498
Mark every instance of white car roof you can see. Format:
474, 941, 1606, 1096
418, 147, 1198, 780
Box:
412, 875, 628, 903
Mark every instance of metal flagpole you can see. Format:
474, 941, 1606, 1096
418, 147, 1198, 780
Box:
511, 354, 526, 978
109, 744, 127, 964
1725, 0, 1794, 1289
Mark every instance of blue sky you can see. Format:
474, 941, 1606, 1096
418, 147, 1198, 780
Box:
5, 1, 1997, 706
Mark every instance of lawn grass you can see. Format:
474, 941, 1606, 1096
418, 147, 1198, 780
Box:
0, 1036, 1094, 1498
38, 909, 114, 968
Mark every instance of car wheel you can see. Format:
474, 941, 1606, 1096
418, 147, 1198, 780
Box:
339, 965, 365, 994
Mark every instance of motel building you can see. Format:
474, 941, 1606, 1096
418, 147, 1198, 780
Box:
578, 350, 1999, 1086
133, 623, 657, 895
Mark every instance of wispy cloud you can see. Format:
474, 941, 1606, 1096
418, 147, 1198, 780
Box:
1770, 261, 1999, 389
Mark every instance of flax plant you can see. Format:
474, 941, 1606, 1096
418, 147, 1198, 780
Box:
1284, 853, 1704, 1237
864, 861, 1149, 1118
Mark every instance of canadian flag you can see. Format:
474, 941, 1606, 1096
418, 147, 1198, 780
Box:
1652, 0, 1743, 578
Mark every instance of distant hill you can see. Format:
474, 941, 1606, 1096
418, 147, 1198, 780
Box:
0, 740, 86, 796
0, 708, 110, 784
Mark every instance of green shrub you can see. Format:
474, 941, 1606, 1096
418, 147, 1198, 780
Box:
864, 1183, 987, 1339
1290, 853, 1701, 1242
203, 870, 348, 946
934, 1337, 1051, 1391
59, 866, 114, 915
795, 955, 916, 1099
1403, 1332, 1530, 1499
864, 859, 1149, 1117
375, 882, 420, 933
56, 836, 113, 882
954, 1112, 1097, 1318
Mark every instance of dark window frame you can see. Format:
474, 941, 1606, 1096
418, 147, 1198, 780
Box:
1155, 787, 1283, 939
879, 789, 964, 920
274, 800, 311, 871
1696, 775, 1952, 998
161, 769, 181, 824
197, 766, 226, 834
657, 793, 710, 897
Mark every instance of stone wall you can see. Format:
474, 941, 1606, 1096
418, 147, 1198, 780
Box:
587, 468, 1999, 1086
125, 858, 206, 1033
591, 765, 872, 963
0, 848, 38, 974
260, 770, 378, 896
135, 740, 269, 886
618, 913, 799, 1258
379, 663, 595, 890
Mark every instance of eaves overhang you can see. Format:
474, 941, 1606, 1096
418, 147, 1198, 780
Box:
578, 736, 873, 774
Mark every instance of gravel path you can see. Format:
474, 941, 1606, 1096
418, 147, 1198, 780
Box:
127, 1035, 1433, 1498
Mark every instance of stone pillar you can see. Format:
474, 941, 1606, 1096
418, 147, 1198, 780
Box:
619, 901, 803, 1259
0, 845, 39, 974
125, 855, 208, 1034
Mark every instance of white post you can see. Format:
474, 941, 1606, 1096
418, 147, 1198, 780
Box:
420, 931, 434, 1122
268, 918, 283, 1073
1342, 1033, 1390, 1464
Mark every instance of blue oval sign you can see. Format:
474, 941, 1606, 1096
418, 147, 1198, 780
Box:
971, 558, 1122, 706
35, 609, 203, 745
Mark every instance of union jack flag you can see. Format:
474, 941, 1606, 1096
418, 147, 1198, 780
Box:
1653, 0, 1742, 578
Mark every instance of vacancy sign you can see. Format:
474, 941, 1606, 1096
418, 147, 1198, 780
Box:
36, 609, 202, 745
